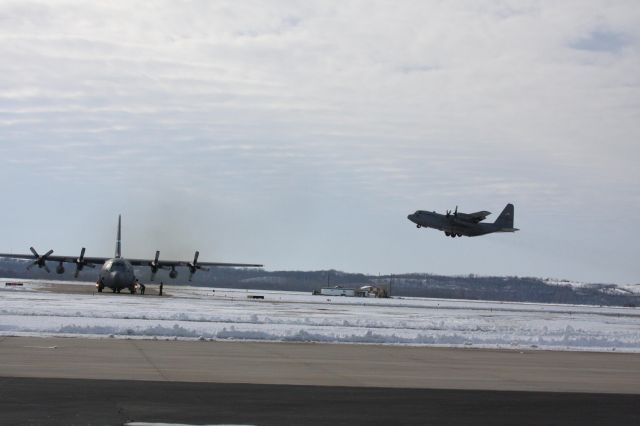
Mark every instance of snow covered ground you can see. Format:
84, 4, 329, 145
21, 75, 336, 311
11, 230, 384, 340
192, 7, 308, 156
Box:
543, 278, 640, 296
1, 279, 639, 352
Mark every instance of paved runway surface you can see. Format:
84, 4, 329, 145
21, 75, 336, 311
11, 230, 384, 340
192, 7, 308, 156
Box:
1, 336, 639, 393
2, 376, 639, 426
1, 336, 639, 425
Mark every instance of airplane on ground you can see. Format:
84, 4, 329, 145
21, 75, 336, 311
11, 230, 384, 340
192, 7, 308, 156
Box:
407, 204, 519, 238
0, 215, 262, 293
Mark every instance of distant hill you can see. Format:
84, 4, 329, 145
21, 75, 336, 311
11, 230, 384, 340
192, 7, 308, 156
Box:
1, 258, 638, 307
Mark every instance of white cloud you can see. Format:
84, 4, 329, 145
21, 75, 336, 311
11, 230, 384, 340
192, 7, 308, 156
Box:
0, 0, 638, 282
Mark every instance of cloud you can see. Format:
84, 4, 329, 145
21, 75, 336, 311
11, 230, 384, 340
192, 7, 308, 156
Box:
0, 1, 638, 282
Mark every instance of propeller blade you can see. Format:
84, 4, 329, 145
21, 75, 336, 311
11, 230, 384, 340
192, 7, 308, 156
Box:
188, 271, 194, 282
43, 264, 50, 273
193, 251, 200, 265
79, 247, 86, 262
74, 268, 80, 278
26, 262, 35, 271
30, 247, 39, 257
43, 249, 54, 259
149, 250, 162, 280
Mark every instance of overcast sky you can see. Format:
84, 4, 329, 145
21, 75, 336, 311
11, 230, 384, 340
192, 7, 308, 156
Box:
0, 1, 638, 284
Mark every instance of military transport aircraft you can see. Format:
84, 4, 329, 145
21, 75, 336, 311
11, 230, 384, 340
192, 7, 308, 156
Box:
0, 215, 262, 293
407, 204, 519, 238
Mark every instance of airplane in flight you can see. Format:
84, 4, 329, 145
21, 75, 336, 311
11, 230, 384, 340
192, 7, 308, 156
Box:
407, 203, 519, 238
0, 215, 262, 293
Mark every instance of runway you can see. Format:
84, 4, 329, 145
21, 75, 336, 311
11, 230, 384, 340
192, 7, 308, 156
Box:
1, 336, 639, 393
1, 335, 640, 424
2, 376, 639, 426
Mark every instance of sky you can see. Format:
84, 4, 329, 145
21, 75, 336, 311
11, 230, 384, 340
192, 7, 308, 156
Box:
0, 0, 638, 284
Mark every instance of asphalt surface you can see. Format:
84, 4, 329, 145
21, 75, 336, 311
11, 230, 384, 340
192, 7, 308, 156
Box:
1, 376, 639, 426
1, 336, 639, 394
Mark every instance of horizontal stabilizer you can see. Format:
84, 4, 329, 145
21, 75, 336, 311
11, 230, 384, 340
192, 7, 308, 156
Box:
500, 227, 519, 232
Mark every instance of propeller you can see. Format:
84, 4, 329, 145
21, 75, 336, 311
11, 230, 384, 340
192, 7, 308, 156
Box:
27, 247, 53, 273
454, 206, 458, 217
187, 251, 209, 281
149, 250, 165, 281
73, 247, 95, 278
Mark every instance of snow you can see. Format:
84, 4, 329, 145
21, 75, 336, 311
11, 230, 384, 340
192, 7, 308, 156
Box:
543, 278, 640, 295
1, 279, 639, 353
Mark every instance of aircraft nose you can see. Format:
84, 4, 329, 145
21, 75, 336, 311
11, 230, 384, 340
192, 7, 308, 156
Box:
407, 214, 415, 222
110, 271, 125, 286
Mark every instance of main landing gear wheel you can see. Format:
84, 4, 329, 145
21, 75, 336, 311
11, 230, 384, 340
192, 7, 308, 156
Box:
111, 288, 116, 293
445, 232, 451, 236
416, 225, 421, 228
97, 286, 103, 293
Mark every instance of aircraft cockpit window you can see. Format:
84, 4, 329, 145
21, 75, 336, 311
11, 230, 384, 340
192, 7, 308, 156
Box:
110, 262, 126, 272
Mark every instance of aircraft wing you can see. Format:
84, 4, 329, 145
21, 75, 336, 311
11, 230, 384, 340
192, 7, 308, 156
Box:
457, 210, 491, 223
126, 258, 263, 268
0, 253, 261, 268
0, 252, 109, 265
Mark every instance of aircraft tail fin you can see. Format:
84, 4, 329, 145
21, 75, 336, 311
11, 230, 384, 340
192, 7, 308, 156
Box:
494, 204, 516, 230
115, 214, 122, 258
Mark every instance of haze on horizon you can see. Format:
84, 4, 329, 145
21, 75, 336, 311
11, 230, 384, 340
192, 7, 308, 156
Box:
0, 1, 638, 284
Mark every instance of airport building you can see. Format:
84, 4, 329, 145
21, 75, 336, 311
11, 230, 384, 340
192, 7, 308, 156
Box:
313, 285, 389, 298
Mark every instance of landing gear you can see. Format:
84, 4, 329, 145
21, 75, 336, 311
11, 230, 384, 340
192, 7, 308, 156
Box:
116, 288, 121, 294
416, 225, 421, 228
457, 233, 462, 238
111, 288, 116, 293
445, 232, 450, 236
97, 285, 103, 293
129, 286, 136, 294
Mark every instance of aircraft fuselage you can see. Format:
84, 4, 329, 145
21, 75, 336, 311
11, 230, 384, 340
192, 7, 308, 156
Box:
407, 211, 498, 237
407, 204, 518, 238
97, 258, 136, 293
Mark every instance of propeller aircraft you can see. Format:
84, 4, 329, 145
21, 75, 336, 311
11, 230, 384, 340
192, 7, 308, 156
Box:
0, 215, 262, 293
407, 204, 519, 238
